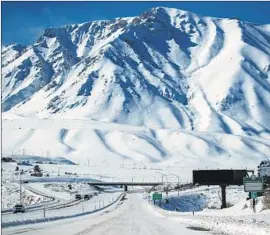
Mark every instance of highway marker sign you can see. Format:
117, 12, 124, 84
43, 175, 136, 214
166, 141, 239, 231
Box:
251, 192, 257, 199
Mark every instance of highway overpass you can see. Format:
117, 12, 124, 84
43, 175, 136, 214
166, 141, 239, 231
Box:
87, 182, 162, 191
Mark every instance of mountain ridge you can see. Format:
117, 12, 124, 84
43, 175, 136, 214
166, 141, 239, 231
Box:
2, 6, 270, 137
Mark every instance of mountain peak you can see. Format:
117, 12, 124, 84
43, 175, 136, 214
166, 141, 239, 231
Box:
2, 7, 270, 137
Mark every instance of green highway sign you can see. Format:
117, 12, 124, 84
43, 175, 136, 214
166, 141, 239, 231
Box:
243, 176, 263, 192
152, 193, 162, 200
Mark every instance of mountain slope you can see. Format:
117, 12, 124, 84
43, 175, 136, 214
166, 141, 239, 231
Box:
2, 7, 270, 137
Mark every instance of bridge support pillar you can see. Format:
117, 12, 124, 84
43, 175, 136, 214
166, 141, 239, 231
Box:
124, 185, 128, 191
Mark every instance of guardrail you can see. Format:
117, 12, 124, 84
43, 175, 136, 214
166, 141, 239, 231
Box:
2, 193, 126, 228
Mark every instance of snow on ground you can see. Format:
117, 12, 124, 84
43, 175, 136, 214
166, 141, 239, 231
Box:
1, 180, 49, 209
3, 192, 270, 235
1, 163, 50, 209
2, 193, 210, 235
26, 182, 86, 201
2, 6, 270, 234
2, 191, 122, 227
2, 119, 269, 233
148, 203, 270, 235
146, 186, 270, 234
158, 186, 248, 212
2, 183, 270, 235
3, 118, 269, 181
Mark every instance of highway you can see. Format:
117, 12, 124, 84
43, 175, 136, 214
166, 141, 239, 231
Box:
3, 193, 210, 235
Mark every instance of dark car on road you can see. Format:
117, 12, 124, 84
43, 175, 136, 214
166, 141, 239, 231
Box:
13, 204, 25, 213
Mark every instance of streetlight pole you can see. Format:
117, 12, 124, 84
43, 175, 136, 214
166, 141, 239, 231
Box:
155, 172, 168, 185
169, 174, 180, 197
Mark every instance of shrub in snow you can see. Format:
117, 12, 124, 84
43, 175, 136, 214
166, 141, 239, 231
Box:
262, 189, 270, 210
34, 165, 41, 172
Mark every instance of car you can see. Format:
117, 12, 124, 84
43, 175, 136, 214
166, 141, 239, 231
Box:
30, 172, 43, 177
13, 204, 25, 213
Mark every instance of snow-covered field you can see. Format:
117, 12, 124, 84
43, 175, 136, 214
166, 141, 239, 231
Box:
143, 184, 270, 234
148, 190, 270, 235
1, 180, 49, 209
1, 163, 51, 209
156, 185, 248, 212
3, 118, 270, 176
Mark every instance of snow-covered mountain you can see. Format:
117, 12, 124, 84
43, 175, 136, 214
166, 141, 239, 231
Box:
2, 7, 270, 135
2, 7, 270, 165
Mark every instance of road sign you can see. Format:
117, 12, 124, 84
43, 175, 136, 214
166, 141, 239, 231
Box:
243, 176, 263, 192
251, 192, 257, 199
152, 193, 162, 200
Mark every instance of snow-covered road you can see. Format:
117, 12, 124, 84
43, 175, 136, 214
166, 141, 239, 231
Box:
3, 193, 209, 235
2, 192, 121, 226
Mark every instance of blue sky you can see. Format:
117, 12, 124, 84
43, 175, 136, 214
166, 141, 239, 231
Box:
2, 1, 270, 46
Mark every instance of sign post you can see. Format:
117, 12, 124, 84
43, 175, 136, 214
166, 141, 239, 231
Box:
251, 192, 257, 199
244, 175, 263, 213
